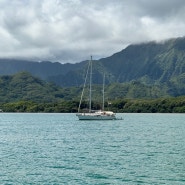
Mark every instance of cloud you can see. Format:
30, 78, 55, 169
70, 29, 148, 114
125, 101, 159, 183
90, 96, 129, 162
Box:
0, 0, 185, 63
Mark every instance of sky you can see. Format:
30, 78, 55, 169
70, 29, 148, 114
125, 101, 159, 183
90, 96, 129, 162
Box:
1, 0, 185, 63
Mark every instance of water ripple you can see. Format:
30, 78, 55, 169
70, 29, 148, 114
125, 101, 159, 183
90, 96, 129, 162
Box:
0, 113, 185, 184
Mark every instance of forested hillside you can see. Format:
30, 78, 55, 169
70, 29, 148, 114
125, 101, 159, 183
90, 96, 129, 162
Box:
0, 59, 86, 80
0, 72, 185, 113
0, 72, 65, 102
0, 37, 185, 97
46, 37, 185, 92
0, 72, 169, 103
0, 72, 175, 102
0, 37, 185, 86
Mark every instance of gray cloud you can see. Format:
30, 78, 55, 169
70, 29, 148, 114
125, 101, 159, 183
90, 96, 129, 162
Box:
0, 0, 185, 63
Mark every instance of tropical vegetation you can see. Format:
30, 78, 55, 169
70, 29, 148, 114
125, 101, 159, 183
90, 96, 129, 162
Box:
1, 37, 185, 112
0, 72, 185, 113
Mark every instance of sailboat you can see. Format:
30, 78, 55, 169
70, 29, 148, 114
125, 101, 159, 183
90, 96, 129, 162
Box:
76, 56, 117, 120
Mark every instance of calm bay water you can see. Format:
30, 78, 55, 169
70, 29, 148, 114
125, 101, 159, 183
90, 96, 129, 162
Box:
0, 113, 185, 184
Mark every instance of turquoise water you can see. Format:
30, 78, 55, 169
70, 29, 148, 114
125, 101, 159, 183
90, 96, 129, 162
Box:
0, 113, 185, 184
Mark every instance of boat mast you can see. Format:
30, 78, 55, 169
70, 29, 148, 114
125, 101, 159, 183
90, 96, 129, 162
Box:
102, 73, 105, 111
77, 60, 91, 113
89, 56, 92, 112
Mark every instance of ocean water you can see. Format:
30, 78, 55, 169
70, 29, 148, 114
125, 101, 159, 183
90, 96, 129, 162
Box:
0, 113, 185, 184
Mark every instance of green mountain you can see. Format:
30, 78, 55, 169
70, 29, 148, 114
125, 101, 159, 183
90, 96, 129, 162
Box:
49, 37, 185, 96
100, 37, 185, 83
0, 59, 86, 80
0, 37, 185, 97
1, 72, 185, 113
47, 37, 185, 89
0, 72, 65, 102
0, 72, 170, 104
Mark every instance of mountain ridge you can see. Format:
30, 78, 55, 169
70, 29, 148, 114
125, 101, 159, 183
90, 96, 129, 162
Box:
0, 36, 185, 96
0, 72, 171, 103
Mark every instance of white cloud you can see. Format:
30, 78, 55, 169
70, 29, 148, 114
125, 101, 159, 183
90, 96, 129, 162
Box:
0, 0, 185, 63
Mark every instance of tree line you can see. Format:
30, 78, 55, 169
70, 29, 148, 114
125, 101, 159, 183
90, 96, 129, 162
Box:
1, 96, 185, 113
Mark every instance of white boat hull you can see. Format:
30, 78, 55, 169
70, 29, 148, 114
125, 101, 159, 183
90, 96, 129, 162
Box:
76, 112, 117, 120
